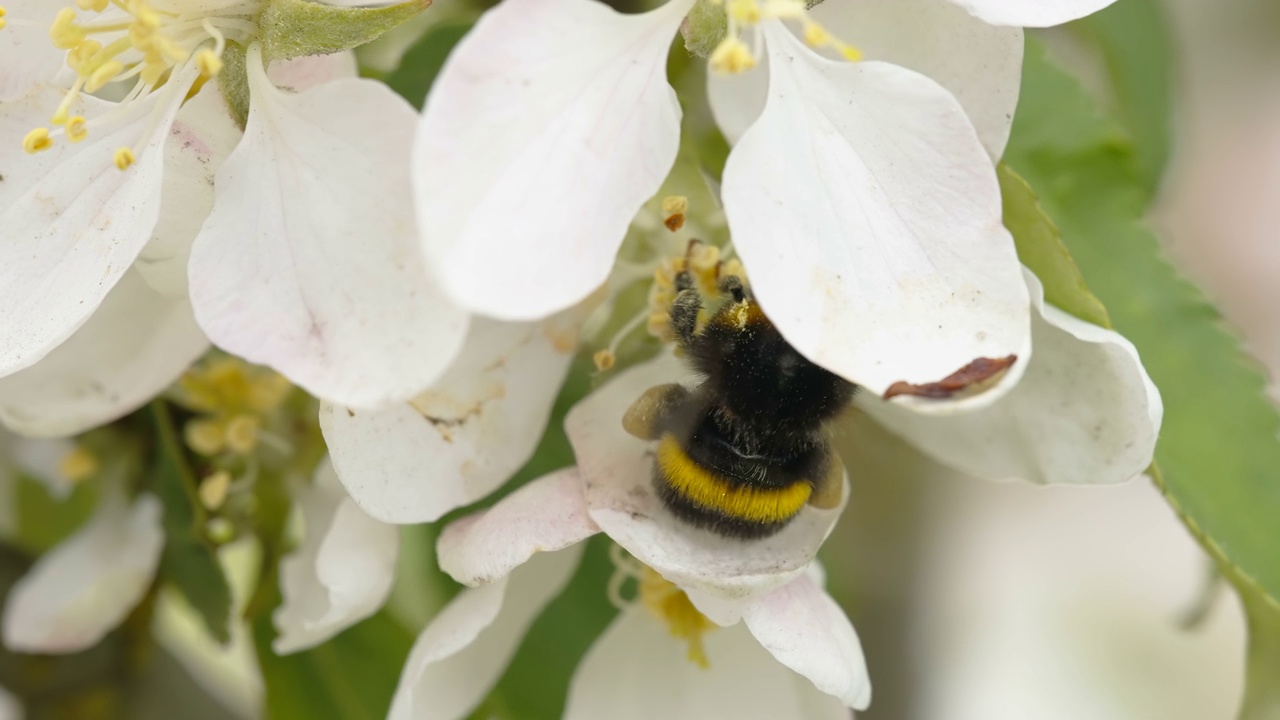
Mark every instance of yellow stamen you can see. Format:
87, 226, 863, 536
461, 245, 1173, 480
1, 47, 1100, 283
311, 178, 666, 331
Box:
185, 418, 227, 456
195, 48, 223, 77
224, 414, 261, 454
726, 0, 761, 24
113, 146, 136, 170
58, 446, 100, 483
22, 128, 54, 154
593, 349, 616, 371
639, 569, 716, 668
50, 8, 84, 50
838, 43, 864, 62
76, 0, 109, 10
198, 470, 232, 511
709, 36, 756, 74
65, 116, 88, 143
661, 195, 688, 232
803, 22, 830, 49
85, 60, 124, 92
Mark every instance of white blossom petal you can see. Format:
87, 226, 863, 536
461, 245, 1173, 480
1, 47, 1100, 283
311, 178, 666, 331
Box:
0, 69, 197, 376
2, 492, 164, 653
858, 271, 1162, 485
721, 22, 1030, 398
436, 468, 599, 586
321, 313, 582, 524
565, 606, 849, 720
0, 0, 63, 102
414, 0, 691, 320
709, 1, 1022, 159
189, 45, 468, 408
388, 546, 583, 720
945, 0, 1117, 28
273, 459, 399, 654
742, 573, 872, 710
809, 0, 1022, 159
134, 84, 244, 299
566, 354, 846, 607
0, 269, 208, 437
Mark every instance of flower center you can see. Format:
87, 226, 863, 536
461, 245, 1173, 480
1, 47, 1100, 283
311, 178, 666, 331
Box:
21, 0, 264, 165
707, 0, 862, 74
607, 544, 718, 668
173, 356, 293, 457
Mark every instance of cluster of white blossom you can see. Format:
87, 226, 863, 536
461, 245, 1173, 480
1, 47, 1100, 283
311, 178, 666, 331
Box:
0, 0, 1161, 716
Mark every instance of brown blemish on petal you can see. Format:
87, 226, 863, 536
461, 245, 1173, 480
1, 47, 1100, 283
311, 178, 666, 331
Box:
883, 355, 1018, 400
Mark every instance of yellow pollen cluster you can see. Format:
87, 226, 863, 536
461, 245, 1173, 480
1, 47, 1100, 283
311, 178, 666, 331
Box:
173, 357, 294, 458
58, 445, 100, 484
706, 0, 864, 74
0, 6, 8, 31
24, 0, 235, 161
639, 568, 718, 668
648, 240, 746, 344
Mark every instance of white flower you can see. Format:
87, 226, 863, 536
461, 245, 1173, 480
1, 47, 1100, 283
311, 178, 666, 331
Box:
414, 0, 1116, 398
1, 489, 164, 653
273, 457, 400, 653
0, 0, 466, 427
319, 310, 585, 524
389, 468, 871, 719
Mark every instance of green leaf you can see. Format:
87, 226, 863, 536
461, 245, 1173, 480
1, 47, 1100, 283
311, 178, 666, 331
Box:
1006, 39, 1280, 716
385, 22, 472, 110
997, 163, 1111, 328
148, 403, 233, 645
13, 475, 99, 554
252, 610, 413, 720
1240, 583, 1280, 719
1071, 0, 1175, 196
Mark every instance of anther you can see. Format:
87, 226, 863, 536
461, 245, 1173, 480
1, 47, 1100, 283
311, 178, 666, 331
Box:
593, 349, 617, 372
65, 116, 88, 143
58, 446, 99, 483
199, 470, 232, 511
113, 146, 136, 170
709, 37, 756, 74
726, 0, 762, 24
196, 48, 223, 77
662, 195, 688, 232
0, 6, 7, 31
224, 414, 261, 454
76, 0, 109, 10
22, 128, 54, 154
85, 60, 124, 92
50, 8, 85, 50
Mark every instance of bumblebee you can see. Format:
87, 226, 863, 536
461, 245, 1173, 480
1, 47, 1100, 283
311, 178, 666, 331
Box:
623, 270, 854, 539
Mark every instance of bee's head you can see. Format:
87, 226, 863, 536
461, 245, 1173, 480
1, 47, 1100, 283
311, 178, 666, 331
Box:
690, 299, 852, 428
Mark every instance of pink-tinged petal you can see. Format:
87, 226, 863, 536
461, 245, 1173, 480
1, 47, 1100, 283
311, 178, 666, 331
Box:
437, 468, 599, 586
2, 492, 164, 653
414, 0, 691, 320
565, 606, 849, 720
320, 313, 582, 524
566, 354, 846, 606
809, 0, 1022, 159
134, 84, 244, 299
722, 22, 1030, 398
0, 269, 208, 438
265, 52, 359, 90
946, 0, 1117, 28
0, 69, 197, 377
0, 0, 63, 102
190, 45, 468, 408
274, 459, 399, 654
859, 270, 1162, 485
389, 546, 583, 720
742, 573, 872, 710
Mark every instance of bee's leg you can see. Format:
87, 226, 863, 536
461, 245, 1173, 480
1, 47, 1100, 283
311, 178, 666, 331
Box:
622, 383, 690, 440
808, 450, 846, 509
718, 273, 747, 303
669, 269, 702, 350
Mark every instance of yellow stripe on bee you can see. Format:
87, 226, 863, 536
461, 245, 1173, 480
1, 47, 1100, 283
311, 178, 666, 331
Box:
656, 434, 811, 524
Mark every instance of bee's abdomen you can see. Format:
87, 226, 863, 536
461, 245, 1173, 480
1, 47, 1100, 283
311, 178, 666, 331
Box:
653, 433, 812, 540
